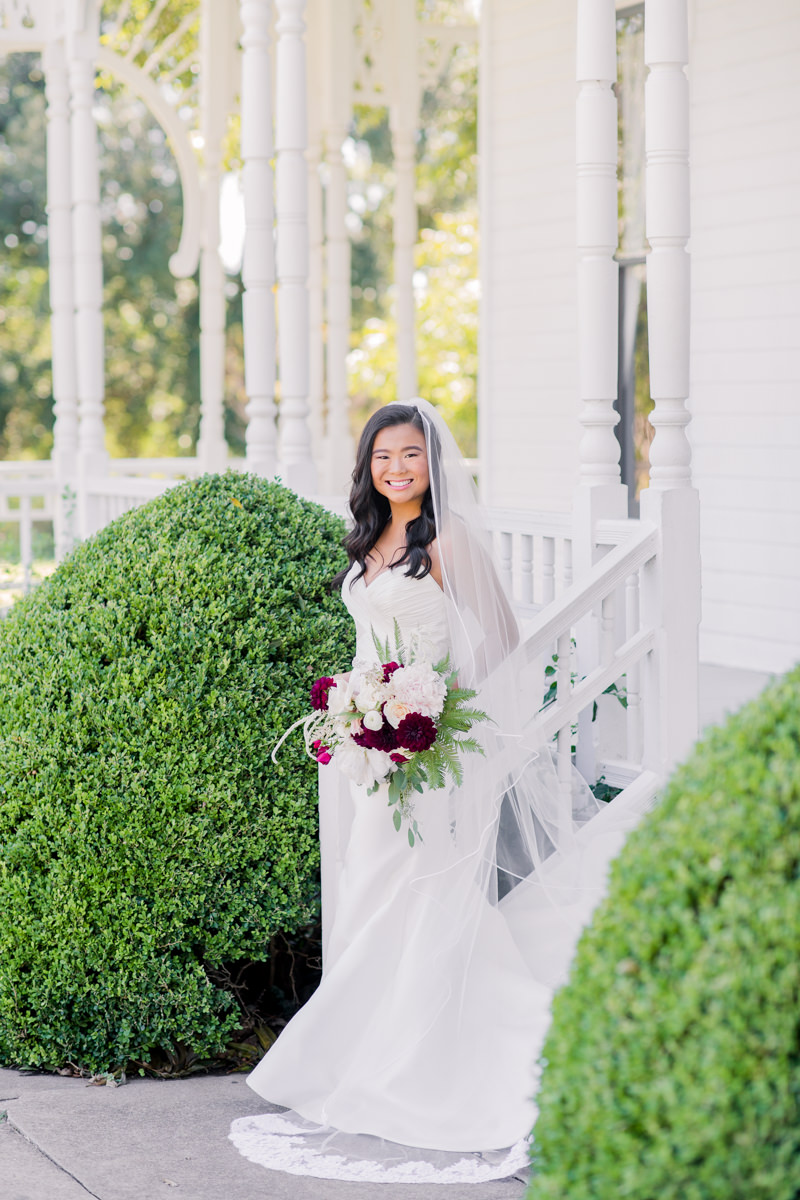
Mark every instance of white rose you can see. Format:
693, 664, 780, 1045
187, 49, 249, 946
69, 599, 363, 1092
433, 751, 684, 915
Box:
389, 662, 447, 719
353, 678, 384, 713
383, 698, 413, 729
363, 709, 384, 732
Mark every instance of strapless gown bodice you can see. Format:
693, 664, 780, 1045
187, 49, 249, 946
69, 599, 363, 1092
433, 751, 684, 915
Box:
342, 563, 451, 668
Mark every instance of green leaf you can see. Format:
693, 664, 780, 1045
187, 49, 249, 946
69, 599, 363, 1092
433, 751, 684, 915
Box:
392, 808, 402, 833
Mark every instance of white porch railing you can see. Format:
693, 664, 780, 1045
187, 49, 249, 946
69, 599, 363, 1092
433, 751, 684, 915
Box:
1, 464, 664, 816
0, 465, 59, 602
482, 507, 662, 815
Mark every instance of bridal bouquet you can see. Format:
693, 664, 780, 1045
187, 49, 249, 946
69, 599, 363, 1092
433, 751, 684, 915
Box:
275, 628, 488, 846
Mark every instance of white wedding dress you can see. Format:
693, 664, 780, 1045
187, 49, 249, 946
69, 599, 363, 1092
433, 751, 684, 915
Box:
229, 563, 634, 1184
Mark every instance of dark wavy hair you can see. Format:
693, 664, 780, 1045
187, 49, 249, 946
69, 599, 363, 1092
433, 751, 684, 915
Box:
333, 404, 439, 589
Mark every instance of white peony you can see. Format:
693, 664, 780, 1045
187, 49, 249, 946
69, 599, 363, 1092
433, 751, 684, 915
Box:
327, 674, 353, 716
334, 740, 392, 788
351, 668, 386, 714
389, 661, 447, 719
362, 708, 384, 732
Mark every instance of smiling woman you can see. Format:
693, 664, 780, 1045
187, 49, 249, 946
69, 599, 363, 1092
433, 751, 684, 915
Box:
229, 399, 638, 1184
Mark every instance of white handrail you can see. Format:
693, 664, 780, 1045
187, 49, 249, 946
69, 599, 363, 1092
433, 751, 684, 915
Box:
522, 523, 659, 664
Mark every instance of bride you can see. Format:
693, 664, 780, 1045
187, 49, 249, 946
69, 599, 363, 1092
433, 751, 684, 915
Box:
229, 399, 637, 1184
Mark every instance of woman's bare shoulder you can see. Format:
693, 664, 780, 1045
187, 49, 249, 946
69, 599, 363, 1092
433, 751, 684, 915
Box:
428, 538, 444, 590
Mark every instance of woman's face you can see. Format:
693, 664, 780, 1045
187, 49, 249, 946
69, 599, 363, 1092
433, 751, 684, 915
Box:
370, 422, 430, 508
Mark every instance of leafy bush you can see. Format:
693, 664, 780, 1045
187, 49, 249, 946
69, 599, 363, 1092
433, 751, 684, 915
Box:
529, 667, 800, 1200
0, 473, 353, 1073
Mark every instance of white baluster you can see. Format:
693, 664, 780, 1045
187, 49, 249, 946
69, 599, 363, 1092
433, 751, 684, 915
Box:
576, 0, 620, 488
556, 631, 574, 813
323, 124, 355, 492
625, 571, 643, 765
562, 538, 573, 593
20, 497, 32, 593
499, 530, 513, 597
520, 533, 534, 608
68, 27, 107, 490
542, 535, 555, 605
643, 0, 691, 489
275, 0, 317, 494
241, 0, 278, 478
600, 591, 615, 666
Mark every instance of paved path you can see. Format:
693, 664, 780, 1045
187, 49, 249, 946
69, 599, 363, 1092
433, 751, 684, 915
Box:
0, 1068, 529, 1200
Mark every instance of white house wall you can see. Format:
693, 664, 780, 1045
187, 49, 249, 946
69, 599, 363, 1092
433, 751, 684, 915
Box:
689, 0, 800, 674
479, 0, 580, 511
482, 0, 800, 674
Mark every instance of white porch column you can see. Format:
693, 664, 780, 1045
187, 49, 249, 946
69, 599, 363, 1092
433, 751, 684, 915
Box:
68, 23, 107, 504
197, 0, 230, 472
573, 0, 627, 784
305, 0, 326, 468
322, 124, 355, 492
307, 129, 326, 464
639, 0, 700, 773
241, 0, 278, 477
275, 0, 317, 494
389, 3, 419, 404
43, 38, 79, 554
575, 0, 624, 501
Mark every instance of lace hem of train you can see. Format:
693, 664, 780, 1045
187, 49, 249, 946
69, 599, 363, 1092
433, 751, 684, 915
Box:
228, 1110, 531, 1184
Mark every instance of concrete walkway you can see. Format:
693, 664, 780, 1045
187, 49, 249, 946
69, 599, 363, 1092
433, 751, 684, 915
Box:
0, 1068, 529, 1200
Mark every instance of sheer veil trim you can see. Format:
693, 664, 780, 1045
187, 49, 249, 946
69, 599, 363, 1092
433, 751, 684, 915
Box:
228, 1109, 531, 1184
227, 398, 641, 1183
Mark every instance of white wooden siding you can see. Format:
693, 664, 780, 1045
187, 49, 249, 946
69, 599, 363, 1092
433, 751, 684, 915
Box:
482, 0, 800, 673
689, 0, 800, 673
480, 0, 580, 510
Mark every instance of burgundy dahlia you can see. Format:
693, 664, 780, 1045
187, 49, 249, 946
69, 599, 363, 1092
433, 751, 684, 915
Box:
310, 676, 336, 711
382, 661, 401, 682
396, 713, 437, 753
390, 752, 408, 765
353, 722, 398, 752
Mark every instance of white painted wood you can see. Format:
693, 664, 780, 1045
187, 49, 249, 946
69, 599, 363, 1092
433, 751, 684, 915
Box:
389, 0, 419, 405
575, 0, 621, 490
43, 36, 79, 553
323, 124, 354, 492
305, 80, 325, 469
68, 20, 107, 501
625, 573, 643, 764
275, 0, 317, 494
240, 0, 278, 478
479, 0, 581, 510
197, 0, 230, 472
688, 0, 800, 673
644, 0, 692, 489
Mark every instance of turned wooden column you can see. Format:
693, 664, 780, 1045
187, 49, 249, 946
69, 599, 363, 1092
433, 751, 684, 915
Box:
275, 0, 317, 493
240, 0, 278, 477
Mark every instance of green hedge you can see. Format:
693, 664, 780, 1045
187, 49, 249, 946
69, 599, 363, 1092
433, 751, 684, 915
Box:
0, 472, 353, 1073
529, 667, 800, 1200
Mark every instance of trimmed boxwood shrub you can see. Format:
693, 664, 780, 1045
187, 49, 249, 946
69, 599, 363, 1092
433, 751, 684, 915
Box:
529, 667, 800, 1200
0, 472, 353, 1073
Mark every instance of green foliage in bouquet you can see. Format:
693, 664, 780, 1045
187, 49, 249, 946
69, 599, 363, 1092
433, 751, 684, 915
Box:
370, 625, 487, 847
0, 473, 353, 1073
528, 666, 800, 1200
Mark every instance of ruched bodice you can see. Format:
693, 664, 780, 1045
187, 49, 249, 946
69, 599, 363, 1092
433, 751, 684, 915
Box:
342, 562, 451, 667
